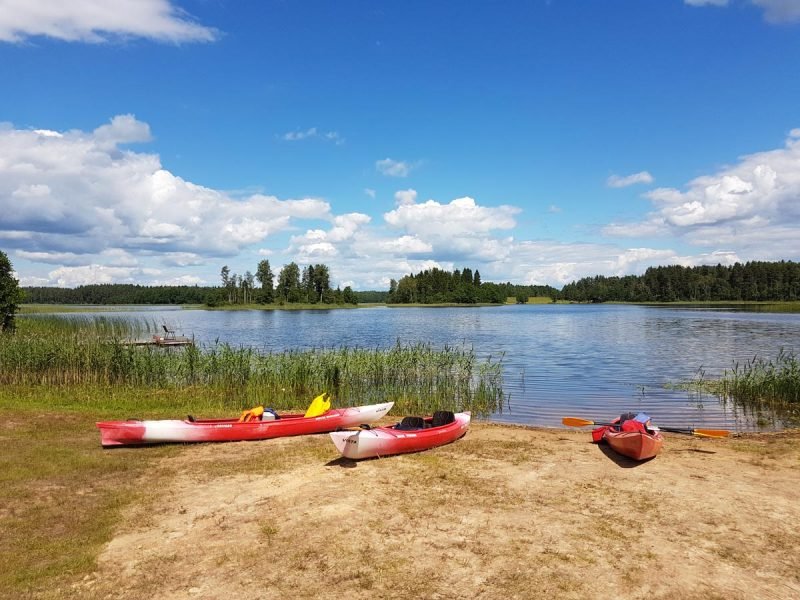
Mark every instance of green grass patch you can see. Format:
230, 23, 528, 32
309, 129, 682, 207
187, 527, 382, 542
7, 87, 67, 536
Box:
0, 400, 178, 597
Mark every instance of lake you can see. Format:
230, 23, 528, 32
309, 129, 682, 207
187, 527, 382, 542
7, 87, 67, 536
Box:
42, 304, 800, 431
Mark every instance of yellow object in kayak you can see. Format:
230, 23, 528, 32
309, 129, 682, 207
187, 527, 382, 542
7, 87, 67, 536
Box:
304, 393, 331, 418
238, 406, 264, 423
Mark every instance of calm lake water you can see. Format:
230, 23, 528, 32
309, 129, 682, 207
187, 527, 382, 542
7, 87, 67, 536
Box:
47, 304, 800, 431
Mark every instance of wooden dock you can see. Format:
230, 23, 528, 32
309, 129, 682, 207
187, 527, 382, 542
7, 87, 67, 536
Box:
123, 335, 194, 347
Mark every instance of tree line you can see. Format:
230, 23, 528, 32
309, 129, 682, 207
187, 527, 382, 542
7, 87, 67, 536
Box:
387, 266, 559, 304
207, 260, 358, 306
15, 252, 800, 307
560, 261, 800, 302
23, 284, 210, 305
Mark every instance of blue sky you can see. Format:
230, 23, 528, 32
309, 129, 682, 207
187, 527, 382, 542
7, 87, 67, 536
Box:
1, 0, 799, 290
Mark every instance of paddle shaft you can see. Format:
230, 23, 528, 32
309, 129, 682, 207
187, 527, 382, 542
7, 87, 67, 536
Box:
561, 417, 729, 438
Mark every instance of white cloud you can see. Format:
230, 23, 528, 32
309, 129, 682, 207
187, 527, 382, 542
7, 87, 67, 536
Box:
49, 264, 138, 287
685, 0, 728, 6
281, 127, 343, 144
376, 235, 432, 255
607, 171, 654, 188
602, 129, 800, 262
394, 189, 417, 206
93, 114, 152, 148
0, 0, 217, 44
0, 115, 333, 285
753, 0, 800, 23
376, 158, 412, 177
686, 0, 800, 23
364, 188, 376, 199
384, 195, 520, 237
15, 250, 85, 265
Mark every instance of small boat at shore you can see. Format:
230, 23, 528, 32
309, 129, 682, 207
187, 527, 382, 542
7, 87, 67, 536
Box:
329, 410, 470, 459
591, 416, 664, 461
563, 414, 729, 462
97, 401, 394, 447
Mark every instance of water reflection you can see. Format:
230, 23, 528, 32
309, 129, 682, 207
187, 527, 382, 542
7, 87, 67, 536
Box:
35, 304, 800, 432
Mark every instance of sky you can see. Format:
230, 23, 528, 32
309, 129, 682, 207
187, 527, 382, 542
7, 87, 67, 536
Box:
1, 0, 799, 291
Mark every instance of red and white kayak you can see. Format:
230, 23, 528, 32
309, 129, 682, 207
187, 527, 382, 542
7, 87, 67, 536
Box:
97, 402, 394, 447
329, 410, 470, 459
592, 417, 663, 461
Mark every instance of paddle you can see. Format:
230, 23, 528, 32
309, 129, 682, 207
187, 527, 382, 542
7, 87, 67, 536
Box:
304, 392, 331, 418
561, 417, 729, 438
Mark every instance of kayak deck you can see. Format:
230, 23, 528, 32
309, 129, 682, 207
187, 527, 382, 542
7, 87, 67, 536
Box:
97, 402, 394, 447
330, 411, 470, 459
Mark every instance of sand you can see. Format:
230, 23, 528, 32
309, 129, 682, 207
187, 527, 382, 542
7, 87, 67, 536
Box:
72, 424, 800, 599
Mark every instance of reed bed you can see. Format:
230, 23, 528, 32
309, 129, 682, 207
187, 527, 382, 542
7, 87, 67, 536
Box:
1, 315, 505, 416
680, 350, 800, 426
719, 350, 800, 404
715, 350, 800, 425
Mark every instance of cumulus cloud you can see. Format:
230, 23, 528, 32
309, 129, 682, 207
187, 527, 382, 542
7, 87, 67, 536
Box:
0, 115, 332, 285
602, 129, 800, 259
501, 242, 740, 287
287, 213, 372, 263
607, 171, 654, 188
0, 0, 217, 44
384, 195, 520, 237
394, 189, 417, 206
376, 158, 413, 177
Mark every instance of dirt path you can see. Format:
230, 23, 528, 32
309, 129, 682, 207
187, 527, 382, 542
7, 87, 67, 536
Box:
72, 425, 800, 599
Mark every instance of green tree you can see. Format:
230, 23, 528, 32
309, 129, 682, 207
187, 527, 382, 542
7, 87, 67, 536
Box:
312, 264, 331, 303
0, 250, 23, 332
342, 285, 358, 305
255, 259, 275, 303
220, 265, 232, 304
277, 262, 302, 302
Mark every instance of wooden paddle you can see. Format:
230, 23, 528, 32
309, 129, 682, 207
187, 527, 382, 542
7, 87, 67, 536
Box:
561, 417, 730, 438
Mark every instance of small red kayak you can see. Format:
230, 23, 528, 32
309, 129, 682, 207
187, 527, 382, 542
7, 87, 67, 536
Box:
592, 416, 663, 461
329, 410, 470, 459
97, 402, 394, 447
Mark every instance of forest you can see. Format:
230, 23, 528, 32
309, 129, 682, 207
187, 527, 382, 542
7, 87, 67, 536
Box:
387, 267, 559, 304
560, 261, 800, 302
19, 260, 800, 306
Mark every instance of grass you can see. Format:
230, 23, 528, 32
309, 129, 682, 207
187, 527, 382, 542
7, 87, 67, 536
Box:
2, 315, 506, 417
0, 402, 178, 598
679, 350, 800, 426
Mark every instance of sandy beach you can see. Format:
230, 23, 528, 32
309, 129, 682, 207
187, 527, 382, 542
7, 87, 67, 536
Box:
61, 423, 800, 600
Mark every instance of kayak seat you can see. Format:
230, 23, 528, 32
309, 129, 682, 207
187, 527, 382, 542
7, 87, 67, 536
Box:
187, 415, 195, 422
395, 416, 426, 431
432, 410, 455, 427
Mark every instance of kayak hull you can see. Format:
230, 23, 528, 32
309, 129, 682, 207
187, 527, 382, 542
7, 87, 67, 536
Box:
96, 402, 394, 447
329, 412, 470, 459
593, 419, 663, 461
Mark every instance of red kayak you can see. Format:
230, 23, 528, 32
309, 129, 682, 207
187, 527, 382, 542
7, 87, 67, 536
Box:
592, 415, 663, 461
97, 402, 394, 447
329, 410, 470, 459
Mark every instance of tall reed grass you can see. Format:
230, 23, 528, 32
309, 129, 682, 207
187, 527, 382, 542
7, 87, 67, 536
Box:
1, 315, 505, 416
717, 350, 800, 426
682, 350, 800, 426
